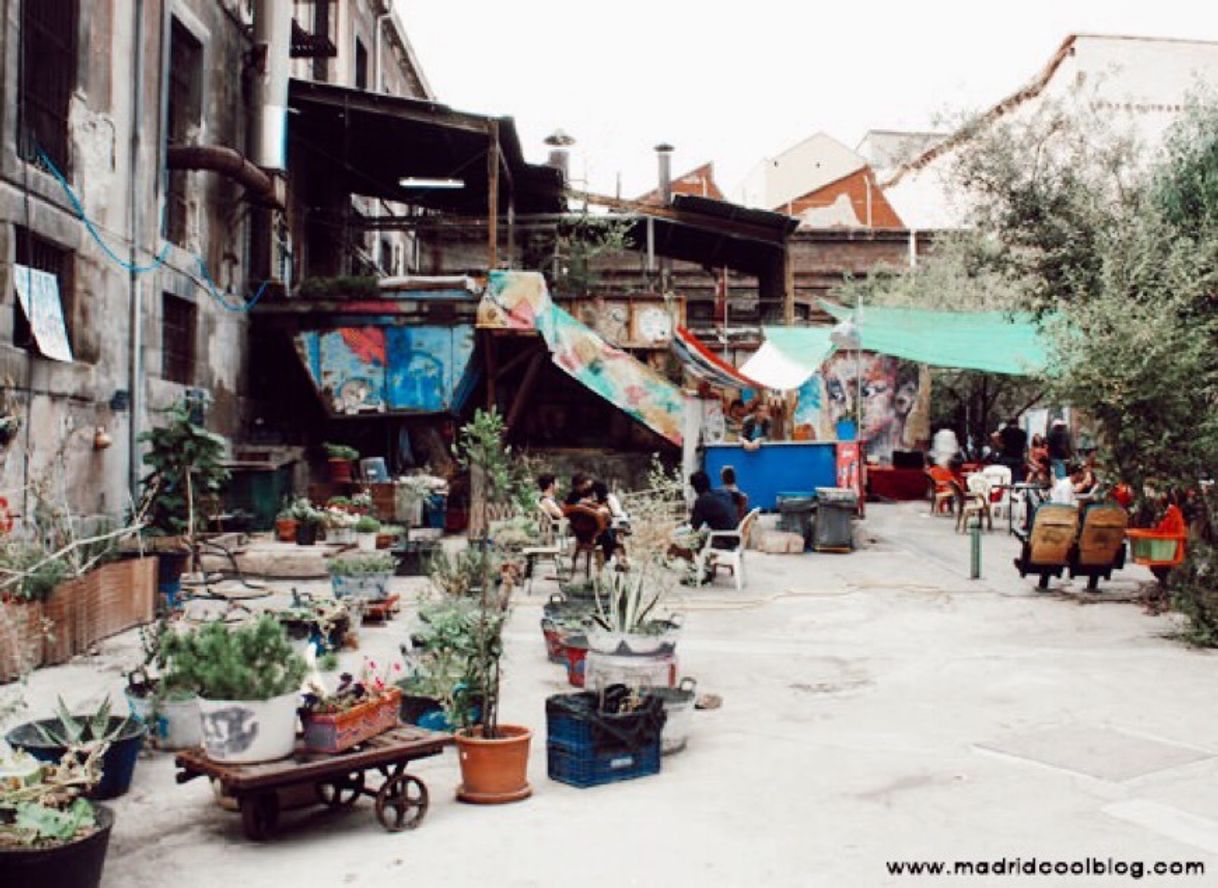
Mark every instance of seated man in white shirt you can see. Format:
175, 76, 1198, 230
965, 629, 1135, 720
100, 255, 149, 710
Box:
1049, 463, 1085, 506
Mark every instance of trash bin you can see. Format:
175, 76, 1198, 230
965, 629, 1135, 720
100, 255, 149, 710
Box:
813, 487, 857, 552
776, 491, 816, 549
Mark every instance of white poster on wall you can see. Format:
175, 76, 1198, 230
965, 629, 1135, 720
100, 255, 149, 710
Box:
13, 264, 73, 362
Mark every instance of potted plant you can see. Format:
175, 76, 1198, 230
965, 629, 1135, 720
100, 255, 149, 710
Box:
138, 399, 231, 586
324, 506, 358, 544
286, 498, 324, 547
399, 597, 485, 729
159, 616, 307, 764
448, 409, 534, 804
327, 553, 395, 600
0, 741, 116, 888
587, 571, 681, 657
123, 621, 201, 751
6, 698, 145, 800
354, 515, 381, 552
273, 590, 353, 656
274, 505, 298, 543
299, 658, 403, 753
323, 443, 360, 484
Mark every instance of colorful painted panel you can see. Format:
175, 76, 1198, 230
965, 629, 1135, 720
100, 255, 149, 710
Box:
477, 270, 684, 445
294, 325, 475, 415
477, 270, 551, 330
385, 326, 475, 412
792, 353, 931, 463
541, 306, 684, 445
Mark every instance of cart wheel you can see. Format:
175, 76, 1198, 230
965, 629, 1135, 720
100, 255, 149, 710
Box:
1151, 566, 1170, 588
315, 772, 366, 808
374, 774, 428, 832
240, 792, 279, 841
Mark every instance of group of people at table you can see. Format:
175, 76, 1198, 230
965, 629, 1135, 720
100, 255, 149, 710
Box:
536, 466, 751, 569
931, 417, 1111, 529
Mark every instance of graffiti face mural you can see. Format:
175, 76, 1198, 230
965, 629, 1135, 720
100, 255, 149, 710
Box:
793, 351, 929, 463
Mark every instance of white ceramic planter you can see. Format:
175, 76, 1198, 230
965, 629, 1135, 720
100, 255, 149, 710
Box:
356, 533, 377, 552
329, 527, 354, 545
157, 696, 202, 750
331, 572, 391, 600
198, 692, 298, 764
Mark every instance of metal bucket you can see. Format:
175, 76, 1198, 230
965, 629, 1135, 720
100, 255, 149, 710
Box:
648, 677, 696, 755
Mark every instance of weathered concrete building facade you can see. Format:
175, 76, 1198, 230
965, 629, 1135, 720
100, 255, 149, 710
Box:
0, 0, 427, 521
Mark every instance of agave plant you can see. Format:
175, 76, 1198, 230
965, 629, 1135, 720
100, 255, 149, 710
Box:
32, 697, 131, 754
591, 570, 663, 635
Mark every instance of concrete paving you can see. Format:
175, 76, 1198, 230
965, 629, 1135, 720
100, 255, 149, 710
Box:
10, 502, 1218, 887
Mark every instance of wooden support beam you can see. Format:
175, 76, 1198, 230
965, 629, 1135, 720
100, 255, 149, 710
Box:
482, 330, 497, 410
505, 351, 545, 433
783, 247, 795, 325
493, 345, 537, 381
487, 121, 500, 270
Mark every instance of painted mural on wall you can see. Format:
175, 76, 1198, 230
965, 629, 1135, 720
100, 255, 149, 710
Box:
295, 325, 476, 415
793, 351, 931, 463
478, 271, 684, 445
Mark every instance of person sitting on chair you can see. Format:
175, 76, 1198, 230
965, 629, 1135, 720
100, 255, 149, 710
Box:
537, 473, 564, 521
689, 470, 739, 545
1050, 463, 1086, 506
719, 465, 749, 521
565, 473, 619, 565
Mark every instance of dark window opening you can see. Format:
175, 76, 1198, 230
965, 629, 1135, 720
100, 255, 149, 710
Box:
161, 293, 197, 385
12, 226, 73, 352
355, 37, 368, 90
165, 19, 204, 247
19, 0, 79, 172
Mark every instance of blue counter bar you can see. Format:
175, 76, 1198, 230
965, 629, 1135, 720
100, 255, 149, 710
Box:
703, 441, 840, 510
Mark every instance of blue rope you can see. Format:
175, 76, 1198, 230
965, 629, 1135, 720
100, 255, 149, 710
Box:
36, 146, 170, 274
194, 256, 272, 313
35, 145, 271, 313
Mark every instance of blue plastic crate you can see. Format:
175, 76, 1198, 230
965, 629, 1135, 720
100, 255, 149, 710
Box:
547, 739, 661, 788
546, 692, 665, 754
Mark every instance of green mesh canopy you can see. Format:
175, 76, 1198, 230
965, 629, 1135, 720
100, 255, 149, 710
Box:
817, 302, 1050, 375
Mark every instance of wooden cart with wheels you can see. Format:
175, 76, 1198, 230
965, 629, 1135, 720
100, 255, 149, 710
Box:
175, 725, 452, 841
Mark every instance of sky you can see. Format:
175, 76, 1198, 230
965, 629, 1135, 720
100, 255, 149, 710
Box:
395, 0, 1218, 200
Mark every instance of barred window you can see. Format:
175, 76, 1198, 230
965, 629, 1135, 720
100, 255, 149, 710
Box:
12, 226, 73, 352
18, 0, 79, 172
161, 293, 197, 385
165, 19, 203, 246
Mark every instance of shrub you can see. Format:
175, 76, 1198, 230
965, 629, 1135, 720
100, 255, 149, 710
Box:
354, 516, 381, 534
323, 443, 360, 462
160, 616, 306, 701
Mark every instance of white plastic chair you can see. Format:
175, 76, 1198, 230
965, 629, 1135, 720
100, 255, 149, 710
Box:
694, 508, 761, 592
981, 464, 1013, 519
522, 509, 570, 593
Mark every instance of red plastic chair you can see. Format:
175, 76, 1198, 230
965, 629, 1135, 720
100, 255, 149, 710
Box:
1126, 504, 1187, 585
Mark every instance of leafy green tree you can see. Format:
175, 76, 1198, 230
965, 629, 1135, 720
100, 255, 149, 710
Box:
138, 400, 231, 537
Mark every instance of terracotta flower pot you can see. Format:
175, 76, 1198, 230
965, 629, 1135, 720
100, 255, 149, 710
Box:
329, 458, 353, 483
454, 724, 532, 804
302, 688, 401, 753
275, 518, 298, 543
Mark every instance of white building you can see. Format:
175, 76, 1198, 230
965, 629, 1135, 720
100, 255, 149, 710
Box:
883, 34, 1218, 230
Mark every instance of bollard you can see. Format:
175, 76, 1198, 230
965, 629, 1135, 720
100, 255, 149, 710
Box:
970, 523, 982, 579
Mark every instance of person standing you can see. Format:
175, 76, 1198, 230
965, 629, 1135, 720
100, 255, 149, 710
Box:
1047, 419, 1073, 480
931, 426, 960, 469
998, 418, 1028, 479
741, 403, 771, 453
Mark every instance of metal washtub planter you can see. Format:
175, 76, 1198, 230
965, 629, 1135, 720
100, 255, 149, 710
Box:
648, 678, 697, 755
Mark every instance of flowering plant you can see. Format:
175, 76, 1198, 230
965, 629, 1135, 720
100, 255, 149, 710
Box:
300, 656, 402, 715
324, 507, 358, 530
